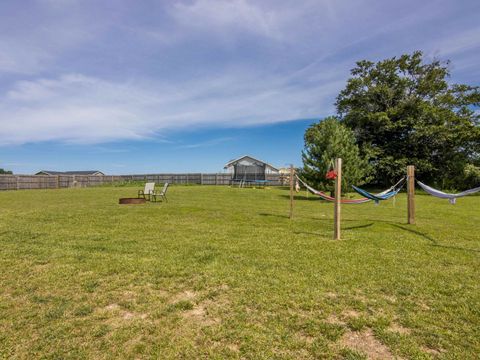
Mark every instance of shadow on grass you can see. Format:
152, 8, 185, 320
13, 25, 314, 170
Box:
294, 223, 374, 237
259, 213, 348, 222
258, 213, 406, 226
259, 212, 333, 221
343, 223, 374, 230
293, 222, 374, 236
390, 224, 480, 254
278, 194, 322, 202
278, 194, 367, 202
293, 231, 327, 236
258, 213, 290, 219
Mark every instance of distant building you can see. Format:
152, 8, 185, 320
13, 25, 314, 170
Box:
35, 170, 105, 176
224, 155, 279, 181
278, 167, 293, 174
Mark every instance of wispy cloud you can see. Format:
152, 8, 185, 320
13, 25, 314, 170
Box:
89, 146, 133, 154
176, 137, 234, 149
170, 0, 283, 40
431, 27, 480, 57
0, 1, 102, 74
0, 0, 479, 146
0, 70, 340, 145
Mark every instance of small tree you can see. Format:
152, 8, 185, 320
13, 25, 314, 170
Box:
0, 168, 12, 174
301, 117, 370, 191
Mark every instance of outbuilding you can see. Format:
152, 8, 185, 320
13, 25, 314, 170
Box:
35, 170, 105, 176
224, 155, 279, 182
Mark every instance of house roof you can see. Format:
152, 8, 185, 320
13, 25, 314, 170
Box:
36, 170, 104, 176
224, 155, 279, 171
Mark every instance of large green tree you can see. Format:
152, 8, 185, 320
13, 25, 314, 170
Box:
336, 51, 480, 188
0, 168, 12, 174
301, 116, 370, 191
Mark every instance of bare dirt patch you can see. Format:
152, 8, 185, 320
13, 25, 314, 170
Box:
353, 294, 369, 304
418, 301, 431, 311
101, 303, 148, 326
340, 328, 395, 359
324, 292, 338, 299
295, 332, 315, 344
211, 341, 241, 353
178, 286, 230, 326
325, 314, 345, 325
422, 346, 444, 356
122, 290, 138, 301
382, 294, 397, 303
105, 303, 120, 311
122, 311, 148, 320
218, 284, 230, 291
341, 309, 361, 319
182, 299, 220, 326
226, 343, 240, 352
388, 322, 411, 335
170, 290, 196, 303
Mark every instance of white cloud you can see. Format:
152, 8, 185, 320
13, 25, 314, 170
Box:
170, 0, 282, 40
0, 1, 104, 74
176, 137, 234, 149
0, 70, 342, 145
431, 27, 480, 57
0, 37, 52, 74
1, 0, 479, 146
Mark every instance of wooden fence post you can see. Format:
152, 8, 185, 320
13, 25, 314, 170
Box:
407, 165, 415, 224
334, 158, 342, 240
16, 176, 20, 190
289, 164, 294, 219
56, 175, 60, 189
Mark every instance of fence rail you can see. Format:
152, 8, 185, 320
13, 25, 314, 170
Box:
0, 173, 289, 191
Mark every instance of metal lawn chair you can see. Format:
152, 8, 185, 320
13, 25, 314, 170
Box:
138, 182, 155, 201
151, 183, 169, 202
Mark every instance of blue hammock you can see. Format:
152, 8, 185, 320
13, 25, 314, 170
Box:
352, 186, 400, 201
352, 179, 404, 204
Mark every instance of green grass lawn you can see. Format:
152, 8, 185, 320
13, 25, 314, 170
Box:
0, 186, 479, 359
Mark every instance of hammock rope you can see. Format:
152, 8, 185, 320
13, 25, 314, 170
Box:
351, 177, 406, 204
295, 175, 402, 204
416, 181, 480, 204
295, 175, 370, 204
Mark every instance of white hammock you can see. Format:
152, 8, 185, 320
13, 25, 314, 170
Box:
417, 181, 480, 204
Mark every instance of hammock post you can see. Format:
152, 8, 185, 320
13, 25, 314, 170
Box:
407, 165, 415, 224
289, 164, 294, 219
334, 158, 342, 240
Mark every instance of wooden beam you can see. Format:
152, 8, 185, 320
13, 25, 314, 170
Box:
334, 158, 342, 240
289, 164, 294, 219
407, 165, 415, 224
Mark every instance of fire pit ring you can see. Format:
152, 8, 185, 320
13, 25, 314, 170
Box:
119, 198, 146, 205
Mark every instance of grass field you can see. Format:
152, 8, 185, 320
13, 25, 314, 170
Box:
0, 186, 479, 359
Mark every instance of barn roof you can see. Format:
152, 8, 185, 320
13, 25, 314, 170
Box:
224, 155, 279, 171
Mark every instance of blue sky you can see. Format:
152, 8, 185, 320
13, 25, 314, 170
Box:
1, 0, 479, 174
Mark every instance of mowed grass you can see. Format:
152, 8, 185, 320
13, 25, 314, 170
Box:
0, 186, 479, 359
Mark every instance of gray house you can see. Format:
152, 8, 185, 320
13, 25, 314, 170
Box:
224, 155, 279, 182
35, 170, 105, 176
